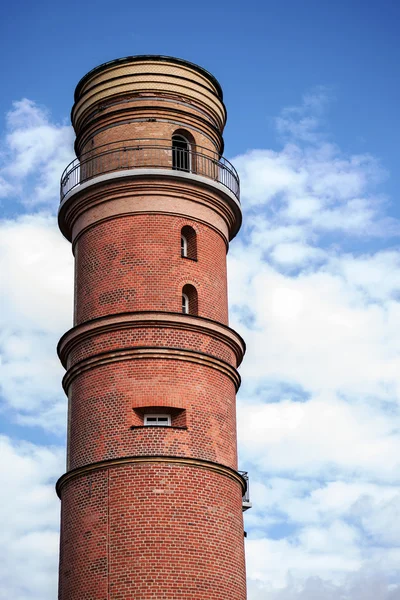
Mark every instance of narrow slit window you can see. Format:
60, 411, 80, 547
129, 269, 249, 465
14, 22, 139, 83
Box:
144, 414, 171, 426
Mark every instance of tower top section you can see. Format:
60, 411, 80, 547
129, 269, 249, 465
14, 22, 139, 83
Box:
71, 55, 227, 153
74, 55, 224, 102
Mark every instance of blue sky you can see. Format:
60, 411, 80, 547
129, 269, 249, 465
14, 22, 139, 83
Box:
1, 0, 399, 175
1, 1, 400, 599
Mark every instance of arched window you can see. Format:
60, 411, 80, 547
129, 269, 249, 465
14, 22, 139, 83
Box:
182, 284, 198, 316
180, 225, 197, 260
172, 134, 190, 172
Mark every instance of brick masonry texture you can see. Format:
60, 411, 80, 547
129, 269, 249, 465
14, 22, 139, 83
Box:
80, 117, 221, 160
57, 56, 246, 600
60, 175, 239, 247
65, 324, 237, 368
72, 58, 226, 155
59, 463, 246, 600
74, 214, 229, 325
67, 359, 238, 471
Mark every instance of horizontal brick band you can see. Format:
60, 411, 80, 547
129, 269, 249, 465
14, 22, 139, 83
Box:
72, 58, 226, 135
58, 311, 245, 369
56, 454, 246, 498
75, 98, 224, 156
58, 170, 241, 243
62, 345, 241, 392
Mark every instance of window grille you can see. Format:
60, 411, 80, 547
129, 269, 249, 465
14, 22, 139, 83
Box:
172, 134, 190, 172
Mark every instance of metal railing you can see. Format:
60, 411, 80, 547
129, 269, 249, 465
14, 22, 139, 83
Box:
239, 470, 252, 511
60, 139, 240, 202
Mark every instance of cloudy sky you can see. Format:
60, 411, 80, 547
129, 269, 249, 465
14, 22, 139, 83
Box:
1, 1, 400, 598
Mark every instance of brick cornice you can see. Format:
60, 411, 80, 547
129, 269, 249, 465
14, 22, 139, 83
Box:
72, 58, 226, 135
58, 169, 241, 243
56, 454, 246, 498
58, 311, 245, 369
62, 345, 241, 393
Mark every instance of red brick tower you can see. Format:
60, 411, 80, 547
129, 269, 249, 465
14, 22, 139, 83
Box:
57, 55, 249, 600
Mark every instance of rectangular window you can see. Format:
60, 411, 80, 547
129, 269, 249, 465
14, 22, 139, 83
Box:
144, 414, 171, 426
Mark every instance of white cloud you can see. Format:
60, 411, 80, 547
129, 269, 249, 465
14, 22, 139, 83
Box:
270, 241, 325, 266
0, 435, 63, 600
238, 396, 400, 480
230, 90, 400, 596
1, 99, 74, 207
230, 253, 400, 406
244, 475, 400, 598
0, 213, 73, 332
233, 127, 392, 238
246, 531, 362, 590
0, 89, 399, 600
0, 102, 73, 431
247, 573, 400, 600
355, 493, 400, 546
0, 213, 73, 432
275, 87, 332, 144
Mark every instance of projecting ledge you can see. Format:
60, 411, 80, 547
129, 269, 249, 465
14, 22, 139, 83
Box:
60, 167, 240, 210
58, 168, 242, 243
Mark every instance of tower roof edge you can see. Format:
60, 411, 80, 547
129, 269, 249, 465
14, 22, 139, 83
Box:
74, 55, 224, 103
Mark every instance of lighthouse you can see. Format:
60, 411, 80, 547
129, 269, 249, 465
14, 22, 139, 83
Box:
56, 55, 249, 599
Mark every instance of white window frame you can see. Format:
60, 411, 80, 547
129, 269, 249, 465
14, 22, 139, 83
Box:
181, 234, 188, 258
144, 414, 171, 426
182, 293, 189, 314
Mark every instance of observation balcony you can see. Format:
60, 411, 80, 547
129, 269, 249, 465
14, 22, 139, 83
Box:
60, 139, 240, 203
239, 470, 252, 511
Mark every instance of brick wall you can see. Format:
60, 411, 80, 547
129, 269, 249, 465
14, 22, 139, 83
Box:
57, 56, 246, 600
74, 214, 229, 325
67, 360, 238, 470
59, 463, 246, 600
